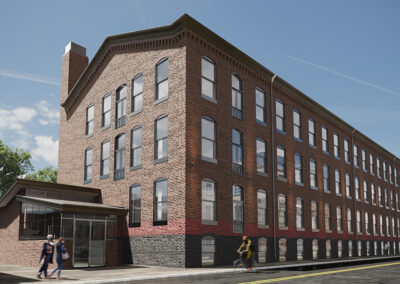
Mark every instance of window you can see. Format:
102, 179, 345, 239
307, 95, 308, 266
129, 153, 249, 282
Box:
395, 168, 398, 186
276, 100, 285, 132
132, 74, 143, 113
374, 241, 377, 256
363, 180, 368, 203
357, 240, 362, 256
356, 210, 361, 234
392, 217, 396, 237
321, 126, 328, 153
380, 215, 384, 236
347, 208, 353, 233
154, 178, 168, 225
345, 173, 351, 198
391, 190, 394, 209
310, 159, 317, 189
353, 144, 358, 167
384, 188, 388, 208
324, 203, 331, 231
367, 241, 370, 256
201, 57, 216, 100
311, 201, 319, 230
362, 149, 367, 171
335, 169, 341, 196
257, 190, 268, 226
202, 117, 216, 161
278, 194, 287, 227
256, 138, 267, 174
102, 94, 111, 128
336, 206, 343, 232
349, 240, 353, 257
277, 146, 286, 179
297, 239, 304, 261
334, 133, 340, 158
115, 85, 127, 128
397, 193, 399, 211
365, 212, 370, 234
294, 153, 303, 184
344, 139, 350, 163
355, 177, 360, 201
386, 216, 390, 236
201, 236, 215, 266
232, 129, 243, 175
296, 198, 304, 229
370, 154, 374, 175
256, 88, 266, 123
377, 158, 381, 178
86, 104, 94, 136
293, 110, 301, 140
279, 238, 287, 261
389, 165, 393, 184
378, 186, 383, 207
155, 115, 168, 161
114, 134, 126, 180
131, 126, 142, 169
326, 240, 331, 259
383, 161, 387, 181
258, 238, 267, 263
129, 184, 141, 227
232, 74, 243, 119
373, 214, 377, 235
381, 241, 384, 255
308, 118, 316, 146
323, 164, 330, 193
338, 240, 343, 258
100, 140, 110, 177
233, 185, 244, 233
371, 183, 376, 205
312, 239, 318, 259
202, 179, 216, 222
155, 58, 169, 101
84, 147, 93, 183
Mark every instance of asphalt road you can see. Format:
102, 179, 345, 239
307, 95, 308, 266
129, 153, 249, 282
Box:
134, 261, 400, 284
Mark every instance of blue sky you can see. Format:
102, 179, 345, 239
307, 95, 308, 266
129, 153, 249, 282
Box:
0, 0, 399, 172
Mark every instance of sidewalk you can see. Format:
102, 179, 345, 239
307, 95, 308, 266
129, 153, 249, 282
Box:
1, 256, 399, 284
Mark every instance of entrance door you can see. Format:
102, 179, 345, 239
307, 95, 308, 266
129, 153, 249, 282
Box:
74, 220, 90, 268
90, 221, 105, 267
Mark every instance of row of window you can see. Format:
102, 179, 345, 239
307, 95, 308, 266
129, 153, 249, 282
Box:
202, 236, 400, 265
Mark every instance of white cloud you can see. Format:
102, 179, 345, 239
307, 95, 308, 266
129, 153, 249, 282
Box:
0, 68, 60, 86
0, 107, 37, 130
35, 100, 60, 125
32, 135, 59, 166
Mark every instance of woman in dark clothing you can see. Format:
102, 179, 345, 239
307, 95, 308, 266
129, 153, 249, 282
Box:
49, 237, 67, 280
36, 234, 54, 279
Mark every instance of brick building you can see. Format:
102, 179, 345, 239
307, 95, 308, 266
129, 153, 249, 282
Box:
0, 14, 399, 268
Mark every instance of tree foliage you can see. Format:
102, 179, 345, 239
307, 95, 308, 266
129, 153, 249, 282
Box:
0, 139, 34, 196
25, 166, 58, 183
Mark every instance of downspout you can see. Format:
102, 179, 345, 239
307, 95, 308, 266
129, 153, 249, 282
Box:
351, 128, 358, 252
270, 74, 277, 261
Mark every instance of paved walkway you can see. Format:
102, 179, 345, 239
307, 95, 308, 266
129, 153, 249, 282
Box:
1, 256, 399, 283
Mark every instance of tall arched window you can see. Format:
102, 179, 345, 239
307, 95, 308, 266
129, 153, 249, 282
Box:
202, 179, 216, 222
202, 117, 216, 161
279, 238, 287, 262
131, 126, 142, 170
155, 58, 169, 101
278, 194, 287, 228
102, 94, 111, 128
296, 198, 304, 229
201, 236, 216, 266
86, 104, 94, 136
129, 184, 141, 227
257, 190, 267, 226
311, 201, 319, 230
374, 241, 377, 256
366, 241, 370, 256
132, 74, 143, 114
201, 57, 216, 101
336, 206, 343, 232
233, 185, 244, 233
115, 85, 127, 128
357, 240, 362, 256
324, 203, 331, 231
348, 240, 353, 257
232, 74, 243, 120
154, 178, 168, 225
232, 129, 243, 175
297, 239, 304, 261
326, 240, 331, 258
155, 115, 168, 161
312, 239, 318, 260
84, 147, 93, 183
338, 240, 343, 258
258, 237, 267, 263
114, 133, 126, 180
100, 140, 110, 178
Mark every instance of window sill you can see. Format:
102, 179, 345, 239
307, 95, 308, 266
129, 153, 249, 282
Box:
130, 109, 143, 117
346, 196, 352, 200
365, 201, 369, 204
277, 176, 287, 182
323, 151, 330, 156
312, 229, 319, 233
377, 176, 381, 179
295, 182, 304, 187
100, 125, 110, 132
84, 179, 92, 184
309, 144, 317, 149
335, 156, 341, 160
201, 94, 217, 104
100, 174, 109, 180
257, 171, 268, 177
355, 165, 359, 169
363, 169, 368, 173
129, 223, 141, 228
336, 193, 342, 197
324, 190, 331, 194
356, 199, 361, 202
202, 220, 218, 226
345, 161, 351, 165
337, 231, 343, 234
154, 157, 168, 164
256, 120, 267, 127
294, 137, 303, 143
326, 230, 332, 233
311, 186, 318, 191
153, 220, 167, 226
296, 227, 305, 232
130, 165, 142, 171
202, 156, 218, 164
85, 133, 94, 139
154, 96, 168, 106
258, 224, 269, 229
276, 129, 286, 136
279, 226, 288, 231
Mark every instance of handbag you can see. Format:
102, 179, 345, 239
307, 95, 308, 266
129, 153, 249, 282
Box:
62, 251, 69, 260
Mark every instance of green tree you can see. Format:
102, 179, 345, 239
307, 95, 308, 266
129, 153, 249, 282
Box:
25, 166, 58, 183
0, 139, 34, 197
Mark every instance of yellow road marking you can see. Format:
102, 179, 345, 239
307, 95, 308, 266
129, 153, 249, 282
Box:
239, 261, 400, 284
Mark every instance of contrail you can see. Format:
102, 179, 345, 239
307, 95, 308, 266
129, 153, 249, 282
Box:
0, 69, 60, 86
286, 55, 400, 98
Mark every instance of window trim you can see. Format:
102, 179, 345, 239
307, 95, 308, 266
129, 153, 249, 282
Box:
115, 84, 127, 129
256, 87, 267, 125
129, 183, 141, 227
201, 178, 217, 225
201, 116, 217, 163
293, 109, 302, 141
84, 147, 93, 184
201, 56, 217, 102
131, 73, 144, 115
153, 177, 168, 226
100, 139, 110, 179
154, 114, 168, 163
101, 93, 111, 129
114, 133, 126, 181
275, 99, 285, 134
256, 138, 267, 175
155, 57, 169, 102
85, 104, 94, 137
130, 126, 142, 171
231, 73, 243, 120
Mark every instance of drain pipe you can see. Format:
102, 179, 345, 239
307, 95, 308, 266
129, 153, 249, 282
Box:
270, 74, 277, 261
351, 128, 358, 253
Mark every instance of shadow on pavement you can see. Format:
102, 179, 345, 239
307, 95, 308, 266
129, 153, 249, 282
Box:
0, 273, 40, 283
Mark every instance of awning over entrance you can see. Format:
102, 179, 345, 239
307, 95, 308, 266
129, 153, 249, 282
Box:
16, 195, 128, 216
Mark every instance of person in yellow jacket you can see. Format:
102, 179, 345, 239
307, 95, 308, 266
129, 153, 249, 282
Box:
237, 235, 254, 270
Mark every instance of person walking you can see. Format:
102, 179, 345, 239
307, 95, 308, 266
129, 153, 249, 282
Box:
36, 234, 55, 279
237, 235, 254, 271
49, 237, 68, 280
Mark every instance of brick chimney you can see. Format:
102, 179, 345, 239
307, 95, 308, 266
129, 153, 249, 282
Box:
60, 42, 88, 104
